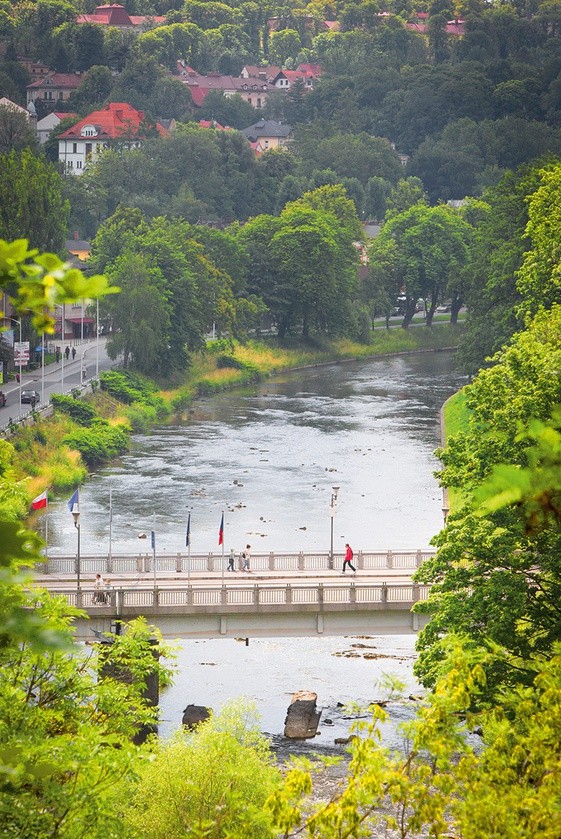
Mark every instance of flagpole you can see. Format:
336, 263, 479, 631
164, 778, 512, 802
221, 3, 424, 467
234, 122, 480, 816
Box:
186, 510, 191, 584
152, 511, 156, 591
45, 503, 49, 560
221, 509, 225, 584
108, 487, 113, 564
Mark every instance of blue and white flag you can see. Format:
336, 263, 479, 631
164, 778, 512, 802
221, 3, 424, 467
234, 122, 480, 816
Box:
151, 530, 156, 550
186, 512, 191, 547
67, 488, 79, 512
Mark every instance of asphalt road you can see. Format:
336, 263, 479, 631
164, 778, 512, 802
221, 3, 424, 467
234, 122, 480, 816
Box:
0, 337, 117, 429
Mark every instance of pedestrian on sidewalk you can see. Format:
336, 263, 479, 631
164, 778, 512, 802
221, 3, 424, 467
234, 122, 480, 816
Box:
93, 573, 106, 604
227, 548, 236, 571
71, 347, 76, 360
342, 543, 356, 574
55, 347, 60, 363
241, 544, 251, 572
65, 346, 70, 360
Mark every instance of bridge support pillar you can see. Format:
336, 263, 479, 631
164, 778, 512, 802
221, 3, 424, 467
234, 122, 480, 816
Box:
219, 616, 227, 635
317, 614, 324, 634
412, 611, 420, 631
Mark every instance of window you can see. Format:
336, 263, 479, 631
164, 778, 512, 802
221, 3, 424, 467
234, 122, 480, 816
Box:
72, 143, 77, 154
257, 98, 262, 108
76, 160, 82, 168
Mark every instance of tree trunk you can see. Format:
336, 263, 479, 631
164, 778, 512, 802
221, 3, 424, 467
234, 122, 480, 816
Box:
401, 302, 417, 328
450, 295, 462, 324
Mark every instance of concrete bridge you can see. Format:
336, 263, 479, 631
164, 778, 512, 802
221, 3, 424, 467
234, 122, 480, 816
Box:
36, 549, 434, 641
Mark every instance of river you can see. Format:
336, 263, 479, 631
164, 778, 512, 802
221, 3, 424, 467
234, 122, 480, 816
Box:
44, 350, 465, 743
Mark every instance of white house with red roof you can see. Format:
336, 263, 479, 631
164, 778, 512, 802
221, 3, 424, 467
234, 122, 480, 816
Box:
57, 102, 168, 174
270, 66, 321, 91
26, 72, 82, 107
76, 4, 165, 28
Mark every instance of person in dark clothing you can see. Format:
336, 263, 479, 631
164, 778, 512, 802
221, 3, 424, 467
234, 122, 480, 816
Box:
342, 543, 356, 573
71, 347, 76, 360
65, 346, 70, 360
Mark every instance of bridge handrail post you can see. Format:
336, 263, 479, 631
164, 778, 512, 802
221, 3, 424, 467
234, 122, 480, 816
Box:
298, 552, 304, 572
187, 585, 193, 607
76, 588, 83, 609
381, 582, 388, 605
116, 587, 123, 616
357, 550, 363, 570
253, 585, 259, 607
176, 553, 182, 573
412, 584, 420, 603
318, 583, 323, 608
221, 585, 227, 606
387, 550, 393, 570
269, 552, 275, 571
416, 549, 423, 568
153, 587, 159, 607
107, 554, 113, 575
350, 581, 356, 606
286, 584, 292, 605
208, 553, 213, 573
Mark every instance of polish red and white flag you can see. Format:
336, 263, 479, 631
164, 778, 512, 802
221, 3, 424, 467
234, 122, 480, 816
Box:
31, 490, 48, 510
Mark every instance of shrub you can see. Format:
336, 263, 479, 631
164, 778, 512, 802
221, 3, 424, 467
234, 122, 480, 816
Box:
51, 394, 97, 427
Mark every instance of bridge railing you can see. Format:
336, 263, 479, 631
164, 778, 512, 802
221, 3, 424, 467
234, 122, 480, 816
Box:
39, 549, 435, 576
46, 581, 431, 612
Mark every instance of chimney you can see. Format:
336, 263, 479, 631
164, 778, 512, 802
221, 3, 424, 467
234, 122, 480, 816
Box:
73, 231, 79, 240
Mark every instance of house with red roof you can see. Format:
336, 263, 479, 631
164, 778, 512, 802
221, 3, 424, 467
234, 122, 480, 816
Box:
57, 102, 168, 174
26, 73, 82, 107
36, 111, 76, 145
76, 4, 165, 28
180, 67, 270, 109
270, 67, 320, 91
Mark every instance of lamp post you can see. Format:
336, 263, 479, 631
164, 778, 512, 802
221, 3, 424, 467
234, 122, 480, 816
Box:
329, 486, 340, 570
2, 316, 23, 405
71, 501, 81, 598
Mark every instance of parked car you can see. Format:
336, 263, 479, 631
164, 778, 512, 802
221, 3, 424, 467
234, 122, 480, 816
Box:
436, 304, 451, 313
21, 389, 39, 404
0, 391, 6, 407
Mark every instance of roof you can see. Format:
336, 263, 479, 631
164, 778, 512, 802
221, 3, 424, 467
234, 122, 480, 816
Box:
27, 73, 82, 91
58, 102, 168, 140
0, 98, 28, 114
241, 120, 292, 140
183, 74, 270, 106
198, 119, 231, 130
272, 68, 318, 85
76, 4, 165, 26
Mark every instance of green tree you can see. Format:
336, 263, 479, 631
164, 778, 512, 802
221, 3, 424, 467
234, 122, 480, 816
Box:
0, 106, 37, 153
104, 252, 172, 373
68, 64, 113, 113
0, 149, 68, 253
369, 203, 471, 326
415, 304, 561, 697
117, 700, 280, 838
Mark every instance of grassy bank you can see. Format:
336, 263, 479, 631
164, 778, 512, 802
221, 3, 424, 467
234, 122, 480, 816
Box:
11, 327, 462, 506
441, 388, 471, 512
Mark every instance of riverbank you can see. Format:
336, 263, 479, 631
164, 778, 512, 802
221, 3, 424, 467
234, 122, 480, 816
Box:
13, 327, 462, 506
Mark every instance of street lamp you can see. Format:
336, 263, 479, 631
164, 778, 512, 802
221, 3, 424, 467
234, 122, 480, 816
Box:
329, 486, 340, 570
71, 502, 81, 597
2, 316, 23, 405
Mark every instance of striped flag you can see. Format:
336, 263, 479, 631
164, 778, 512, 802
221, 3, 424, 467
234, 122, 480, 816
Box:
218, 512, 224, 546
186, 512, 191, 547
32, 490, 48, 510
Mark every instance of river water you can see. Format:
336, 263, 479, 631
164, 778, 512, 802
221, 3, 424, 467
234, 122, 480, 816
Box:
44, 351, 465, 742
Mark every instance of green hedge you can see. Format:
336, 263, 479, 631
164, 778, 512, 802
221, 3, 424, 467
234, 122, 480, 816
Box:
51, 394, 97, 427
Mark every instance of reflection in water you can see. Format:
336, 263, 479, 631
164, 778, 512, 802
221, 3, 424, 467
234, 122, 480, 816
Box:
45, 352, 464, 555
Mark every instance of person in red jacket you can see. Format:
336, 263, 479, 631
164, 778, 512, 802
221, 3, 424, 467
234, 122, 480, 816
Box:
342, 543, 356, 573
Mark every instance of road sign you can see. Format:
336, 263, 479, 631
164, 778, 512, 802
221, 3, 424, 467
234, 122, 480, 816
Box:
14, 341, 29, 364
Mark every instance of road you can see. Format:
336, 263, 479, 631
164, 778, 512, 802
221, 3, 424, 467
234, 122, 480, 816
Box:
0, 337, 117, 428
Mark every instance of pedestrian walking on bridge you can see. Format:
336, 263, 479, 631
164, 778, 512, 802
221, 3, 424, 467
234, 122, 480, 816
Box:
342, 543, 356, 574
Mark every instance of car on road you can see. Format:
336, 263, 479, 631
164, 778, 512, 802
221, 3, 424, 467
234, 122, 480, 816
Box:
0, 391, 6, 407
21, 389, 39, 404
